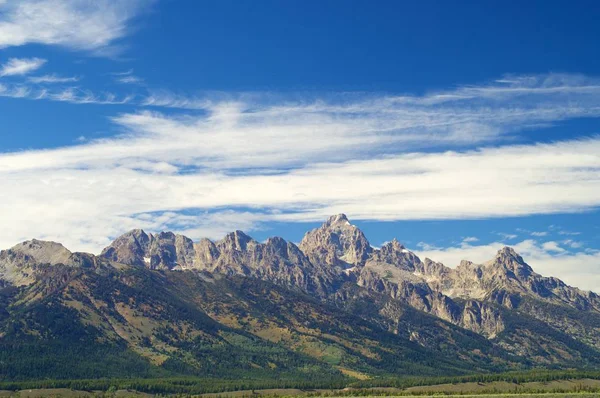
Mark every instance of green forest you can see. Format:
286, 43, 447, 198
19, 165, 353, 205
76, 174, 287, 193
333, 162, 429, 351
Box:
2, 369, 600, 395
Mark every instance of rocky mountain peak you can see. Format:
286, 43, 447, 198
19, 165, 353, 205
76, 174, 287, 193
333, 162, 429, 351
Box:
123, 229, 151, 246
129, 228, 149, 237
8, 239, 73, 265
100, 229, 195, 270
6, 213, 600, 372
457, 259, 478, 270
381, 238, 406, 252
497, 246, 521, 259
300, 214, 372, 268
368, 239, 421, 271
324, 213, 351, 227
488, 246, 533, 279
100, 229, 150, 266
265, 236, 289, 252
193, 238, 220, 268
417, 257, 450, 277
0, 239, 76, 286
218, 230, 254, 251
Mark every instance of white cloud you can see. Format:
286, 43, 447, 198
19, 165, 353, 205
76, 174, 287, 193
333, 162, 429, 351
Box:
111, 69, 143, 84
0, 73, 599, 294
463, 237, 479, 243
563, 239, 584, 249
0, 134, 599, 253
0, 0, 151, 53
0, 57, 46, 76
116, 75, 143, 84
28, 74, 79, 84
498, 233, 518, 241
417, 242, 441, 251
0, 82, 135, 105
559, 230, 581, 236
542, 241, 565, 253
415, 239, 600, 293
1, 72, 600, 151
531, 231, 548, 237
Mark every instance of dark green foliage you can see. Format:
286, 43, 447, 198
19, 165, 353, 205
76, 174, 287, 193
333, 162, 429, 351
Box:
496, 302, 600, 367
199, 275, 497, 377
0, 376, 348, 395
2, 261, 600, 389
0, 292, 167, 380
349, 369, 600, 390
2, 369, 600, 395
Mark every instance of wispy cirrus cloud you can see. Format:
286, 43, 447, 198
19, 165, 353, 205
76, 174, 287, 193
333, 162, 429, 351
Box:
0, 74, 599, 269
0, 0, 152, 53
28, 74, 80, 84
498, 233, 518, 240
0, 120, 600, 255
3, 72, 600, 143
116, 75, 143, 84
462, 237, 479, 243
0, 82, 135, 105
111, 69, 144, 85
0, 57, 46, 76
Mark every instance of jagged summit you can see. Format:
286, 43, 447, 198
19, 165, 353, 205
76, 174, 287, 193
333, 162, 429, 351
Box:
219, 230, 254, 251
367, 239, 420, 271
498, 246, 520, 256
97, 217, 589, 316
381, 238, 408, 252
128, 228, 148, 236
323, 213, 351, 226
101, 218, 535, 278
487, 246, 533, 279
300, 213, 372, 268
100, 229, 195, 269
4, 214, 600, 374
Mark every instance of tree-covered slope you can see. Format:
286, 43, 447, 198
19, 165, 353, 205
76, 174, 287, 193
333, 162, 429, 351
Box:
3, 215, 600, 382
0, 260, 506, 381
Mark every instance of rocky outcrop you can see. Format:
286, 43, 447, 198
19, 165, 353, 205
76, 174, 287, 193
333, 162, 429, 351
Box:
101, 229, 340, 296
416, 246, 600, 313
98, 216, 507, 336
4, 214, 600, 369
299, 214, 372, 269
460, 300, 505, 337
0, 239, 80, 286
100, 229, 195, 270
91, 214, 600, 347
194, 232, 340, 296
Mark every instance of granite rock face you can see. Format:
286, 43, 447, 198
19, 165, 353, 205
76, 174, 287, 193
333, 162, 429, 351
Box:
299, 214, 373, 269
0, 239, 81, 286
97, 214, 600, 343
100, 229, 195, 270
7, 213, 600, 366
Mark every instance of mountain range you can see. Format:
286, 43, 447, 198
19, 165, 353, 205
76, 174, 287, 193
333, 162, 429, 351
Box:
2, 214, 600, 382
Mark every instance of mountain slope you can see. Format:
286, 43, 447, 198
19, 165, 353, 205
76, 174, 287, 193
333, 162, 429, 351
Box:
2, 215, 600, 381
0, 244, 501, 381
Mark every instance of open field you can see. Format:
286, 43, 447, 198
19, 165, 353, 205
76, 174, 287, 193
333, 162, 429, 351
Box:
6, 371, 600, 397
3, 381, 600, 398
404, 379, 600, 394
1, 391, 600, 398
0, 390, 153, 398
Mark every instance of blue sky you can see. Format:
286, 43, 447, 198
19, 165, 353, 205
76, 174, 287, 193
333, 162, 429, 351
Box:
1, 0, 600, 290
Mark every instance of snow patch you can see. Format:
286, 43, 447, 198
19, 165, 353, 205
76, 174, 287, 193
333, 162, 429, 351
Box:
143, 257, 151, 264
343, 266, 358, 275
